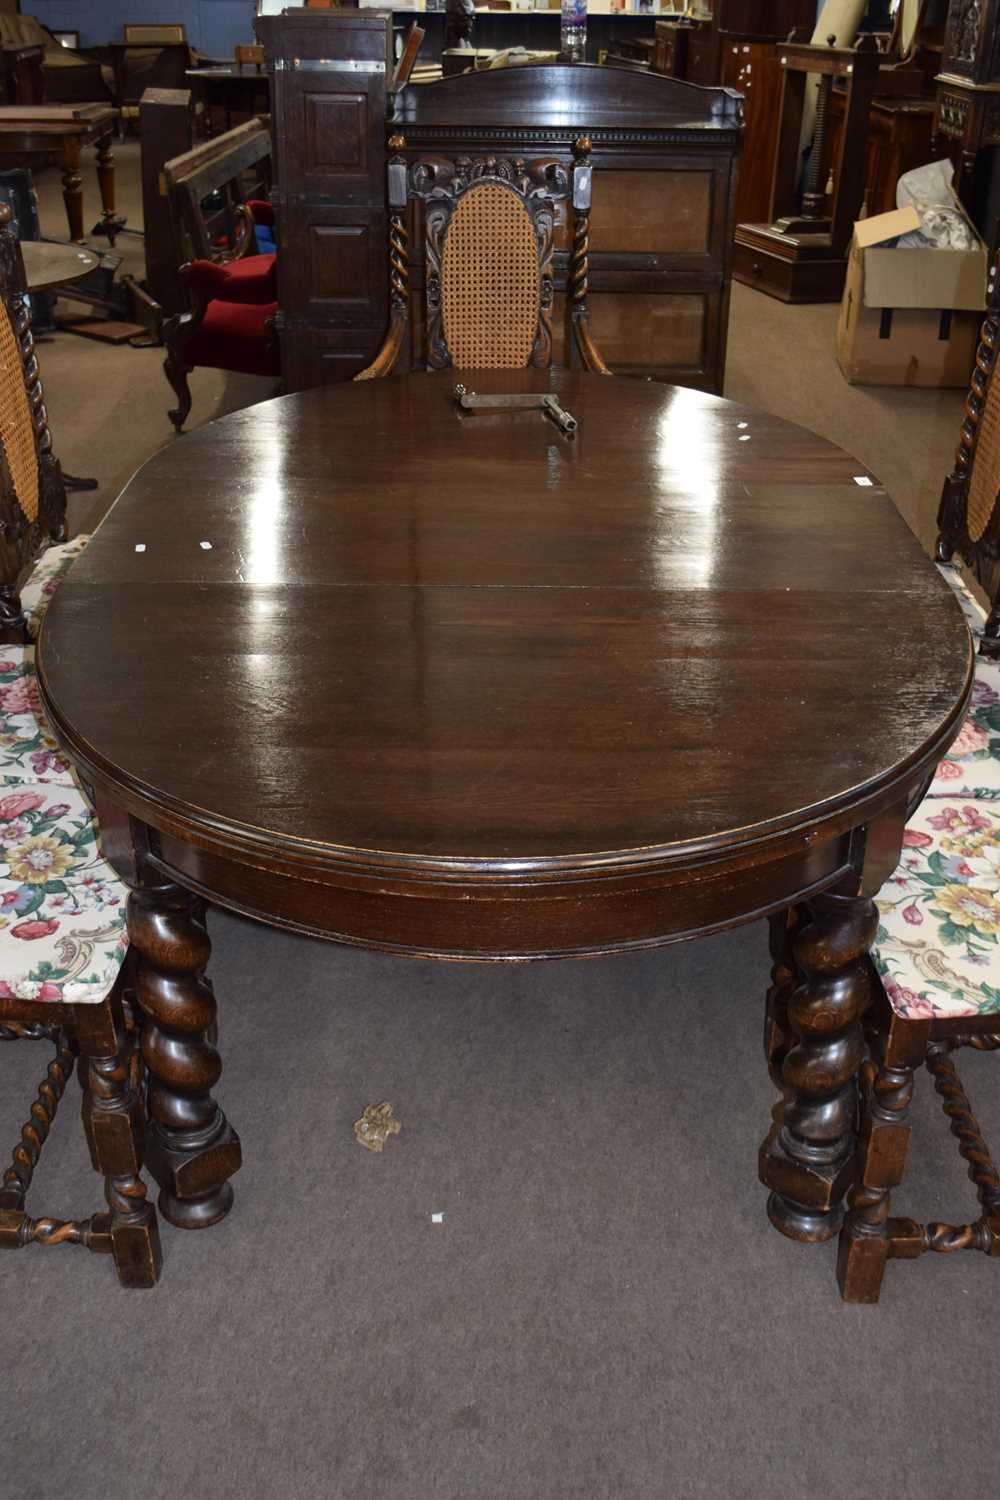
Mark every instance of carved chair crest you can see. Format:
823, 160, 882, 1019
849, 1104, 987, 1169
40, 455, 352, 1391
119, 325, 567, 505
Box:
357, 133, 610, 380
0, 204, 66, 639
937, 253, 1000, 649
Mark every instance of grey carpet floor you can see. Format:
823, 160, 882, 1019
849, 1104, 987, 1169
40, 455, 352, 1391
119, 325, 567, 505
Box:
2, 145, 997, 1500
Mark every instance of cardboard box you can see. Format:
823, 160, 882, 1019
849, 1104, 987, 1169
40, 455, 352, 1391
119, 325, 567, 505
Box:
836, 204, 987, 387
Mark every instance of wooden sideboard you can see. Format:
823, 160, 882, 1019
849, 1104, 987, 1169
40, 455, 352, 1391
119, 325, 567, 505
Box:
827, 88, 935, 221
258, 11, 744, 394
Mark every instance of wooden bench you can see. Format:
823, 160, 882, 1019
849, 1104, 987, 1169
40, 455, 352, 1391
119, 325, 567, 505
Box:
163, 115, 271, 267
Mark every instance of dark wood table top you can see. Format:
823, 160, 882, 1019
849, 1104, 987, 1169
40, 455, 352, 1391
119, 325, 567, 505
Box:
37, 371, 971, 957
0, 103, 116, 138
20, 240, 98, 291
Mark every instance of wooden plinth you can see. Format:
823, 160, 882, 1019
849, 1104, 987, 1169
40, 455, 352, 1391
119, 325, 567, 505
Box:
732, 222, 848, 304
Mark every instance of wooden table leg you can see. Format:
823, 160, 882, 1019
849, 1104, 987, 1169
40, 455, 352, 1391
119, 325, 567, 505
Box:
759, 889, 878, 1243
127, 875, 242, 1230
95, 133, 119, 246
60, 136, 84, 243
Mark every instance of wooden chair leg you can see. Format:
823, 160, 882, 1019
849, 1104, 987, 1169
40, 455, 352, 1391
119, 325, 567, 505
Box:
837, 999, 929, 1302
837, 1067, 914, 1300
0, 985, 160, 1284
76, 989, 162, 1288
163, 347, 193, 432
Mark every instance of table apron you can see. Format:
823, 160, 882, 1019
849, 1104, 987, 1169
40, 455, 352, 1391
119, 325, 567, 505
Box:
146, 824, 855, 960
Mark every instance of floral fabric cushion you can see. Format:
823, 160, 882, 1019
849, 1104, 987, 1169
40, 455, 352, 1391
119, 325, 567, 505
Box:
875, 564, 1000, 1021
0, 782, 127, 1002
21, 533, 90, 639
0, 645, 76, 786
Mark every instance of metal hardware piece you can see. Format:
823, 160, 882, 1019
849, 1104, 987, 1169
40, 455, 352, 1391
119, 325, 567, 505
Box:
453, 384, 578, 436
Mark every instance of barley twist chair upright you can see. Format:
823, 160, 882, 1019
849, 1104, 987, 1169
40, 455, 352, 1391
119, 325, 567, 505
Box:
356, 133, 611, 380
816, 253, 1000, 1302
0, 203, 161, 1288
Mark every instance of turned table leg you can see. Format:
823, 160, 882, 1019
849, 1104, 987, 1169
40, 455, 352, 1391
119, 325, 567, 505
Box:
95, 133, 118, 246
760, 890, 878, 1243
127, 877, 241, 1229
61, 137, 84, 243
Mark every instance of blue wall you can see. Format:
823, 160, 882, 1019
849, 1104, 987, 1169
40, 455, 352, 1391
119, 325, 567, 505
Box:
29, 1, 255, 55
27, 0, 889, 54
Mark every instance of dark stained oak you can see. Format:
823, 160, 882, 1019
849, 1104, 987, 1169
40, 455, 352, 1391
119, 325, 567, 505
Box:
39, 373, 970, 938
35, 372, 975, 1262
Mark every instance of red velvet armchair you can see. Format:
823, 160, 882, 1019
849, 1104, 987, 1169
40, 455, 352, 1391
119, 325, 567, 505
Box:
162, 198, 280, 432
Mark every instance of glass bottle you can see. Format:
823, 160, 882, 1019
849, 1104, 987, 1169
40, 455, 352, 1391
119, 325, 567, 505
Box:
560, 0, 587, 62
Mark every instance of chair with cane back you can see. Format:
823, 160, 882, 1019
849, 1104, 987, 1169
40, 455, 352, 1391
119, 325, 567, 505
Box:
0, 202, 160, 1288
831, 253, 1000, 1301
356, 134, 611, 379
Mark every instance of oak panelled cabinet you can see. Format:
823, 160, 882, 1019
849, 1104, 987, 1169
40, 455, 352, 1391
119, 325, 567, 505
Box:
257, 9, 743, 393
933, 0, 1000, 218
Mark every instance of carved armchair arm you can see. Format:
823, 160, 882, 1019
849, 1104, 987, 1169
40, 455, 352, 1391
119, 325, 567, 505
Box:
185, 256, 277, 306
574, 317, 612, 376
355, 137, 410, 382
570, 136, 612, 377
246, 198, 275, 229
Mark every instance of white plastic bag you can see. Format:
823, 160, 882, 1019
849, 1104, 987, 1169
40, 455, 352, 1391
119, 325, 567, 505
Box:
895, 159, 977, 249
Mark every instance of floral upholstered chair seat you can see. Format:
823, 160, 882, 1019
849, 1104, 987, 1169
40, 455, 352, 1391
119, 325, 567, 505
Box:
875, 565, 1000, 1022
0, 646, 77, 785
19, 532, 90, 638
0, 782, 127, 1002
0, 547, 127, 1004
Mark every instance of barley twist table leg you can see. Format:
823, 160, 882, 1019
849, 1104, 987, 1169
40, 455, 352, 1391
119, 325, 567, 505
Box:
761, 890, 878, 1242
127, 878, 241, 1229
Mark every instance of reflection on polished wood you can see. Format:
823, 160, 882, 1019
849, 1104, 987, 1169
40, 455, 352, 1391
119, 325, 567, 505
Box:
38, 370, 970, 952
35, 372, 972, 1277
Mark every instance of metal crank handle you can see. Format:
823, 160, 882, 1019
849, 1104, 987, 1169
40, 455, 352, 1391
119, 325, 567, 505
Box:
542, 396, 578, 435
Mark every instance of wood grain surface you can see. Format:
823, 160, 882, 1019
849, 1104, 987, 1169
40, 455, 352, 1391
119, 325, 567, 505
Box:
37, 372, 971, 956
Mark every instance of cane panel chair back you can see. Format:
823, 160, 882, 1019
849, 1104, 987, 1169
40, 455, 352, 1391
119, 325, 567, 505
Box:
0, 204, 66, 641
937, 259, 1000, 648
424, 159, 554, 371
356, 134, 610, 380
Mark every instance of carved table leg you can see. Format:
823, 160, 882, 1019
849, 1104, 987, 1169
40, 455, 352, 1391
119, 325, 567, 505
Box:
760, 890, 878, 1243
77, 992, 162, 1287
127, 878, 241, 1229
60, 137, 84, 243
94, 134, 122, 246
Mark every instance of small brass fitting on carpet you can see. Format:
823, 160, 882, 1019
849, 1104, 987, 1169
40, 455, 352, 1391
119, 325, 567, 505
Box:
354, 1102, 402, 1153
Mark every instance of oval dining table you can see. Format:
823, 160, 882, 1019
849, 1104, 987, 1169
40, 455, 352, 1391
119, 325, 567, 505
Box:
36, 370, 972, 1281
